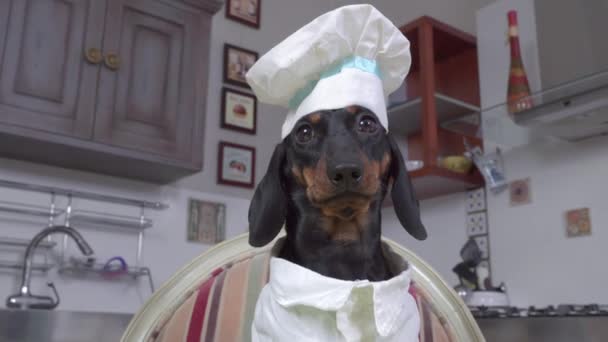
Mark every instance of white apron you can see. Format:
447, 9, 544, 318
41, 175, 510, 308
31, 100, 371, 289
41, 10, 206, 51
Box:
251, 242, 420, 342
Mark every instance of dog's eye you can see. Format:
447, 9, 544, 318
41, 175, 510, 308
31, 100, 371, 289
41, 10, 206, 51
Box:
358, 115, 378, 133
295, 124, 314, 143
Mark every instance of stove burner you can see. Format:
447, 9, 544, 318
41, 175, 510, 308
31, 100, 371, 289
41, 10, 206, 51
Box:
528, 305, 559, 317
471, 304, 608, 318
469, 306, 522, 318
555, 304, 608, 317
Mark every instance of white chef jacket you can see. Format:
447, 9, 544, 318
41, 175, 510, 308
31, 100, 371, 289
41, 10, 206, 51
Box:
251, 241, 420, 342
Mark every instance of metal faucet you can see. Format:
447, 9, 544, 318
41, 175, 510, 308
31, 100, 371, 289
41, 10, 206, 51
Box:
6, 225, 94, 310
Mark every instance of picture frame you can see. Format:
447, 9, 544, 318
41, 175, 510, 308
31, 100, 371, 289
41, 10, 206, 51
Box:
566, 207, 591, 238
509, 178, 531, 206
221, 87, 257, 134
187, 199, 226, 244
225, 0, 261, 29
223, 44, 259, 88
217, 141, 256, 188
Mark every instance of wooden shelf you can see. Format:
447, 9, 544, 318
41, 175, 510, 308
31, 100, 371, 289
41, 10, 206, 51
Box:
402, 16, 477, 74
388, 16, 484, 200
388, 93, 479, 136
383, 165, 482, 206
410, 166, 484, 199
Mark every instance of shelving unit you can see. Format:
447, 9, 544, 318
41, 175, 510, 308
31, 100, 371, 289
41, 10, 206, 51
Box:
0, 179, 167, 294
59, 264, 154, 293
390, 16, 485, 199
70, 210, 153, 231
0, 200, 65, 219
0, 260, 53, 272
0, 202, 59, 273
0, 237, 56, 249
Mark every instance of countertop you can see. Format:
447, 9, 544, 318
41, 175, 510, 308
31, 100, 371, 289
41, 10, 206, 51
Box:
477, 316, 608, 342
0, 309, 133, 342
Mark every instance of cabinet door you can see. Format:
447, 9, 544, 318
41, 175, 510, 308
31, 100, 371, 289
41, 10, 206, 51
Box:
94, 0, 204, 161
0, 0, 105, 138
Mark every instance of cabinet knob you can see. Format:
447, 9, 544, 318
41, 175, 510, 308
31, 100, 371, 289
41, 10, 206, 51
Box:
84, 48, 103, 64
104, 53, 121, 71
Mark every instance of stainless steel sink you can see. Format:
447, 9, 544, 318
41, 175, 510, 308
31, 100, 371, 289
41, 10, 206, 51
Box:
0, 309, 132, 342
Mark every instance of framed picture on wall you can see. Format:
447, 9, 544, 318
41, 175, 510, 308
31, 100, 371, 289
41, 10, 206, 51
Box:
218, 141, 255, 188
187, 199, 226, 244
221, 87, 257, 134
226, 0, 261, 29
223, 44, 258, 88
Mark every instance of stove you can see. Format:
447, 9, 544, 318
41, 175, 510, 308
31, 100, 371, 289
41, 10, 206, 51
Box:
469, 305, 522, 318
469, 304, 608, 318
472, 304, 608, 342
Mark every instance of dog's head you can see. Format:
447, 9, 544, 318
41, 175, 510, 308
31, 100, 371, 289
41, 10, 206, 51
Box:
248, 106, 427, 247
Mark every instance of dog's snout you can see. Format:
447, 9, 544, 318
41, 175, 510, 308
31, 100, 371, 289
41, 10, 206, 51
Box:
328, 164, 362, 188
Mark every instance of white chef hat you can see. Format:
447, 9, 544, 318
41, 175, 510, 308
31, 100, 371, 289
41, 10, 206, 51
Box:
245, 4, 411, 139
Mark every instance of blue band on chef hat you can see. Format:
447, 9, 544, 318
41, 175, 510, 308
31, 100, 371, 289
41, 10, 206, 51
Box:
288, 56, 382, 110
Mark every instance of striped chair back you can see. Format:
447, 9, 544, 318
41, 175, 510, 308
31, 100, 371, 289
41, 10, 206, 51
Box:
122, 234, 484, 342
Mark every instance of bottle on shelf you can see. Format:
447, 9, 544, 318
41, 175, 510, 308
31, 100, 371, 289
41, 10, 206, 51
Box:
506, 10, 533, 114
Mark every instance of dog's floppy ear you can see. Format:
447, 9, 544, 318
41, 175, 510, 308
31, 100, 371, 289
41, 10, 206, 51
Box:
387, 134, 427, 240
248, 143, 287, 247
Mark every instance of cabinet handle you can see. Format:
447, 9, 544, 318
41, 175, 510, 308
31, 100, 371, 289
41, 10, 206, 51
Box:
84, 48, 103, 64
104, 53, 120, 71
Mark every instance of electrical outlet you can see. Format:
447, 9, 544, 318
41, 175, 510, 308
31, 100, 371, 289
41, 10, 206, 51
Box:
478, 260, 490, 270
467, 212, 488, 236
474, 235, 489, 259
466, 188, 486, 213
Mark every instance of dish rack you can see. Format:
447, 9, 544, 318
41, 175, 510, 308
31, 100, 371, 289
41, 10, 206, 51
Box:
0, 236, 56, 271
0, 179, 168, 294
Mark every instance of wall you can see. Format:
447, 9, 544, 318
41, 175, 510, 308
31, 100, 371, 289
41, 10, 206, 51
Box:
382, 193, 468, 287
476, 0, 608, 307
0, 0, 485, 314
488, 136, 608, 307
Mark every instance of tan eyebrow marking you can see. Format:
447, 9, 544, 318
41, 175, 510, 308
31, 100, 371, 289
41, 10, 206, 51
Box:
346, 106, 359, 114
308, 112, 321, 123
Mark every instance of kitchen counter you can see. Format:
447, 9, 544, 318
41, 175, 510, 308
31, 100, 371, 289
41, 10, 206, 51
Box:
478, 316, 608, 342
0, 309, 132, 342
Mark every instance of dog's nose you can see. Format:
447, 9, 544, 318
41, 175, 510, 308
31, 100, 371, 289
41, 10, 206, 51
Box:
328, 164, 362, 188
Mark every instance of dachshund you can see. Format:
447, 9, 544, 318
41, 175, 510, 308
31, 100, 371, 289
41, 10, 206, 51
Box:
248, 106, 427, 281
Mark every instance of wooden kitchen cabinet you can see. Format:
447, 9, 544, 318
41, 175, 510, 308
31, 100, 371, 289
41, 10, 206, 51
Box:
389, 17, 485, 199
94, 0, 204, 162
0, 0, 221, 183
0, 0, 104, 138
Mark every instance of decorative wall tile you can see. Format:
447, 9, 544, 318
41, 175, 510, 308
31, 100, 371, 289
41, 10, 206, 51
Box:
510, 178, 531, 206
467, 212, 488, 236
466, 187, 486, 213
566, 207, 591, 237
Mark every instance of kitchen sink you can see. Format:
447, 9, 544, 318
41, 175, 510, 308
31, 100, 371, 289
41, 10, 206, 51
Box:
0, 309, 132, 342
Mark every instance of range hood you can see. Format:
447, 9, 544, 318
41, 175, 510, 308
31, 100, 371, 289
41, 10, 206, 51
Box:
512, 0, 608, 141
510, 70, 608, 141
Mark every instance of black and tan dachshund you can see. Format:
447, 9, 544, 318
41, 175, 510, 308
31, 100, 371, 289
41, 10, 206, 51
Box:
248, 106, 427, 282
